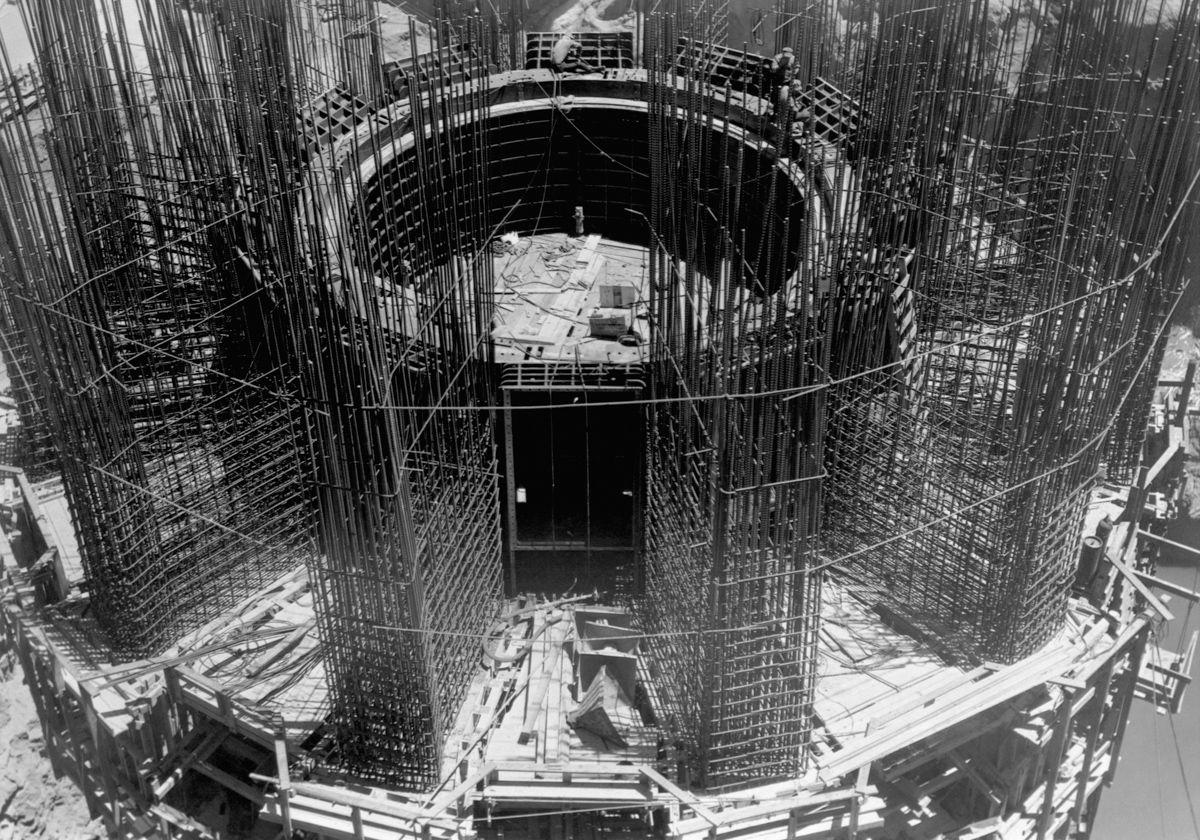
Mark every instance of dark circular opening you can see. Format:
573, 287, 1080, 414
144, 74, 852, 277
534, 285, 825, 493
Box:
354, 100, 809, 296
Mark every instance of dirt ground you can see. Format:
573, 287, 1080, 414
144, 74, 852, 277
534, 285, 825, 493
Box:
0, 650, 102, 840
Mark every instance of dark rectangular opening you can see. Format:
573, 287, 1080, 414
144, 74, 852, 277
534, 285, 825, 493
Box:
502, 389, 642, 598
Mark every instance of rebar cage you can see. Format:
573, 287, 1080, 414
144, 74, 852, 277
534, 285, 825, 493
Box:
0, 0, 1195, 794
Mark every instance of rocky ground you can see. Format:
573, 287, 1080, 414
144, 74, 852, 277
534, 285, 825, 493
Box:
0, 368, 94, 838
0, 649, 102, 840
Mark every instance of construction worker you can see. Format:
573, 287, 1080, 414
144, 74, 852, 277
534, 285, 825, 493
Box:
788, 79, 818, 144
551, 33, 596, 74
769, 46, 797, 112
791, 106, 815, 144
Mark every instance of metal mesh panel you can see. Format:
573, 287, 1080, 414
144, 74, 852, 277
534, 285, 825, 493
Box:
639, 18, 825, 789
0, 295, 55, 477
297, 14, 504, 786
814, 1, 1200, 663
0, 0, 315, 654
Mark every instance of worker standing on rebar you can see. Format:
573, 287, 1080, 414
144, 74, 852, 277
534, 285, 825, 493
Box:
769, 46, 797, 114
551, 33, 596, 74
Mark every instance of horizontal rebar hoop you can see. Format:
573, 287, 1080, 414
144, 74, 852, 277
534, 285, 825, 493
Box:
0, 0, 1195, 792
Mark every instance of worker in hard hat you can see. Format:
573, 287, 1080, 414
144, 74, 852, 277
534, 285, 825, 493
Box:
769, 46, 797, 114
771, 46, 797, 80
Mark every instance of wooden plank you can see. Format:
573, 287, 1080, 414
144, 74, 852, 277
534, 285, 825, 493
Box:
541, 288, 591, 345
1132, 571, 1200, 604
1106, 545, 1173, 621
675, 797, 890, 840
1177, 361, 1195, 426
488, 760, 644, 776
865, 666, 990, 732
152, 728, 227, 799
820, 640, 1083, 781
171, 675, 279, 750
539, 241, 606, 347
946, 751, 1001, 809
261, 797, 452, 840
426, 763, 496, 816
518, 612, 549, 748
1035, 690, 1076, 840
521, 641, 563, 750
1142, 441, 1182, 488
193, 759, 266, 805
671, 786, 871, 835
288, 783, 434, 823
1072, 613, 1148, 683
1171, 630, 1198, 714
639, 767, 719, 825
1069, 659, 1115, 826
480, 781, 656, 804
1121, 466, 1149, 522
545, 630, 566, 766
1137, 528, 1200, 562
574, 234, 602, 265
848, 763, 871, 838
1104, 624, 1150, 785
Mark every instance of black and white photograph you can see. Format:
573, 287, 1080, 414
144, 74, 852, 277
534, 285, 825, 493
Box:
0, 1, 1196, 838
